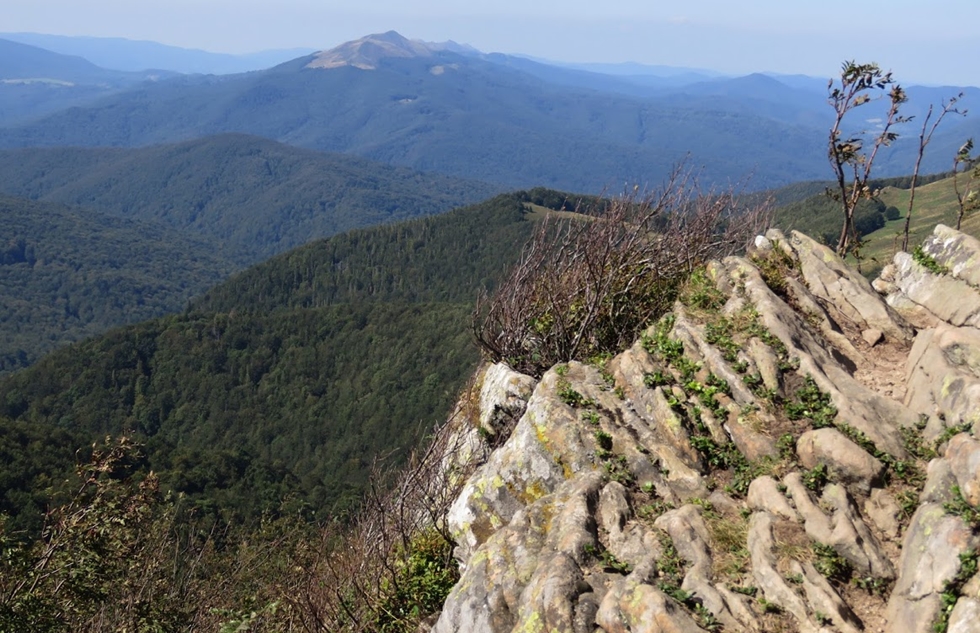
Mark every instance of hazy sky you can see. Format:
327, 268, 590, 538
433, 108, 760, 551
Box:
7, 0, 980, 85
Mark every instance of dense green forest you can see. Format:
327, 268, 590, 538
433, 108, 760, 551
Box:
196, 189, 555, 311
0, 195, 237, 373
0, 135, 498, 373
0, 303, 476, 532
0, 191, 552, 534
0, 134, 499, 264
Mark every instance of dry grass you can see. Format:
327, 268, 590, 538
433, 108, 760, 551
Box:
707, 511, 751, 582
772, 519, 813, 575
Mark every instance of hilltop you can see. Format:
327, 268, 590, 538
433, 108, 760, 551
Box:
0, 133, 498, 264
417, 224, 980, 633
307, 31, 433, 70
0, 134, 496, 374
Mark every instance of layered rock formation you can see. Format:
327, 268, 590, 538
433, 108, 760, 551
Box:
431, 225, 980, 632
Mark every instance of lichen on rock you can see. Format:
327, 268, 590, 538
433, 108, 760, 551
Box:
430, 224, 980, 633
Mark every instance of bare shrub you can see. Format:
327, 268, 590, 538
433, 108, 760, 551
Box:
473, 168, 772, 377
284, 404, 482, 633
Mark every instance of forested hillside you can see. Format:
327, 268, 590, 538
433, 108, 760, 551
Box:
0, 191, 554, 534
0, 135, 498, 372
0, 195, 237, 372
0, 134, 499, 264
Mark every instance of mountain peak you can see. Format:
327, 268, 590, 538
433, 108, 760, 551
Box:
307, 31, 432, 70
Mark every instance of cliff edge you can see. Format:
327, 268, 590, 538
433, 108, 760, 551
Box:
430, 225, 980, 633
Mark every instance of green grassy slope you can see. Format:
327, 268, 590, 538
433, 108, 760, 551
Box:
870, 176, 980, 255
771, 172, 980, 275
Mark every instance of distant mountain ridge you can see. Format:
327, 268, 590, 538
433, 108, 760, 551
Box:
0, 133, 499, 264
2, 30, 977, 189
0, 37, 177, 126
0, 37, 173, 84
0, 33, 833, 191
0, 32, 315, 75
308, 30, 433, 70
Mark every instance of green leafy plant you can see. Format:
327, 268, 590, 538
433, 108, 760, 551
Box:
943, 486, 980, 529
785, 377, 837, 429
802, 463, 830, 492
644, 370, 674, 388
594, 429, 614, 451
373, 530, 460, 633
852, 575, 889, 596
557, 378, 596, 408
680, 267, 726, 312
812, 543, 852, 583
757, 597, 783, 614
934, 423, 972, 451
933, 550, 978, 633
912, 246, 948, 275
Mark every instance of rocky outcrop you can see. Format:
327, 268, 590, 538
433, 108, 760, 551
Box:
431, 225, 980, 632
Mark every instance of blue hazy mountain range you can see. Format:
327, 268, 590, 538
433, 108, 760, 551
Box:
0, 32, 315, 75
1, 30, 977, 192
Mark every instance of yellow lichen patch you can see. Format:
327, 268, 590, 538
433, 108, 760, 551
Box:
628, 585, 647, 609
560, 458, 574, 480
515, 611, 544, 633
534, 421, 551, 449
510, 478, 550, 506
941, 374, 957, 398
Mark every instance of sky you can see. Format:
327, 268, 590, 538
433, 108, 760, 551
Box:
6, 0, 980, 85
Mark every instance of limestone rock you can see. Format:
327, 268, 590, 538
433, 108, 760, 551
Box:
905, 323, 980, 432
747, 476, 799, 522
862, 328, 884, 347
890, 249, 980, 327
921, 457, 959, 505
864, 488, 902, 540
447, 365, 596, 563
796, 428, 886, 494
478, 362, 537, 438
949, 598, 980, 633
946, 433, 980, 507
784, 476, 894, 579
430, 225, 980, 633
596, 578, 705, 633
885, 503, 979, 633
773, 228, 913, 343
790, 559, 862, 633
923, 224, 980, 288
747, 511, 824, 633
725, 254, 918, 459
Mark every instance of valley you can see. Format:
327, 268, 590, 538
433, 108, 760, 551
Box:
1, 21, 979, 633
